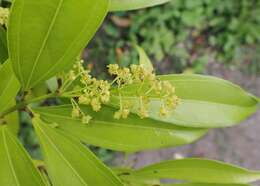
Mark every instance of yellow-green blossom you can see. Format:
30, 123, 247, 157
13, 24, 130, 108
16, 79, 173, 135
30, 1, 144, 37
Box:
65, 60, 179, 122
0, 7, 9, 26
71, 107, 80, 118
82, 115, 92, 124
108, 64, 179, 118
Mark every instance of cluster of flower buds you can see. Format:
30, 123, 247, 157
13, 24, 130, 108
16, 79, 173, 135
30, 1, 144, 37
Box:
114, 103, 131, 119
108, 64, 155, 85
0, 7, 9, 26
107, 64, 179, 119
71, 98, 92, 124
61, 60, 111, 123
157, 81, 179, 117
62, 60, 179, 122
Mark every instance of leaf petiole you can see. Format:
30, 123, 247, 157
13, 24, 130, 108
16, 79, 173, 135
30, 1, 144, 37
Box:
0, 92, 58, 119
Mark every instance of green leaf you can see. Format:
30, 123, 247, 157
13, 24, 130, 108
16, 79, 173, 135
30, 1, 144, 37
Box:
0, 26, 8, 64
131, 158, 260, 184
0, 60, 20, 113
115, 168, 161, 185
169, 184, 251, 186
4, 103, 20, 134
109, 0, 171, 11
110, 74, 259, 128
0, 60, 20, 134
33, 117, 124, 186
135, 45, 154, 72
124, 183, 250, 186
116, 169, 251, 186
46, 77, 58, 93
0, 125, 45, 186
8, 0, 109, 90
34, 105, 207, 152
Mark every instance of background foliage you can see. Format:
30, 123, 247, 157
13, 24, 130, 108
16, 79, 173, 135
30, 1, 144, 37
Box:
88, 0, 260, 74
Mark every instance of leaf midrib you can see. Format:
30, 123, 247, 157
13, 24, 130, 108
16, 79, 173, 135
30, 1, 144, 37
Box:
30, 2, 104, 88
37, 111, 200, 131
36, 124, 88, 186
111, 94, 256, 108
64, 130, 122, 186
25, 0, 64, 89
2, 128, 20, 186
134, 168, 260, 183
8, 132, 45, 186
14, 0, 25, 86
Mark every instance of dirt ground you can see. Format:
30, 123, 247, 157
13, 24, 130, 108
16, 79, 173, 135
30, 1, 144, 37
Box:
114, 62, 260, 184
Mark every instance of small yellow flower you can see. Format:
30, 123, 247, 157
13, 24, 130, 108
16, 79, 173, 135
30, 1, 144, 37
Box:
159, 106, 168, 117
118, 67, 133, 85
68, 70, 76, 80
114, 111, 121, 120
164, 96, 178, 108
114, 104, 131, 119
163, 81, 175, 95
0, 8, 9, 26
153, 81, 162, 95
121, 108, 130, 119
91, 98, 101, 112
139, 107, 149, 119
71, 108, 80, 118
78, 95, 91, 105
100, 92, 110, 103
82, 115, 92, 124
108, 64, 119, 75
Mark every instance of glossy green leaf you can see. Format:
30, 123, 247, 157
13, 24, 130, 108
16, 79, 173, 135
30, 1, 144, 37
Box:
0, 26, 8, 64
31, 81, 49, 98
116, 169, 252, 186
4, 103, 20, 134
135, 45, 154, 72
34, 105, 207, 152
5, 113, 19, 134
0, 125, 45, 186
110, 74, 259, 128
109, 0, 171, 11
131, 158, 260, 184
115, 167, 161, 185
33, 117, 124, 186
46, 77, 58, 93
0, 60, 20, 134
0, 60, 20, 113
125, 183, 250, 186
169, 184, 250, 186
8, 0, 109, 90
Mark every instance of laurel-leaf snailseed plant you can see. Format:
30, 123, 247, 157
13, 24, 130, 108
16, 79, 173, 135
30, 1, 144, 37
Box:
0, 0, 259, 186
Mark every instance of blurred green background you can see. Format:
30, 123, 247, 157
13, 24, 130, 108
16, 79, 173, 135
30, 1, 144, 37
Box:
86, 0, 260, 75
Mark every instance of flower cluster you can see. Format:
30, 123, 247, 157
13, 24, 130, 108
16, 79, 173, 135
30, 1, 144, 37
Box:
61, 60, 111, 123
71, 98, 92, 124
61, 60, 179, 123
157, 81, 179, 117
108, 64, 155, 85
0, 7, 9, 26
107, 64, 179, 119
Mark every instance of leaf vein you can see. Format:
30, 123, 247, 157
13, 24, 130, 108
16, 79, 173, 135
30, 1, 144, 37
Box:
37, 124, 88, 185
2, 128, 20, 186
25, 0, 64, 89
